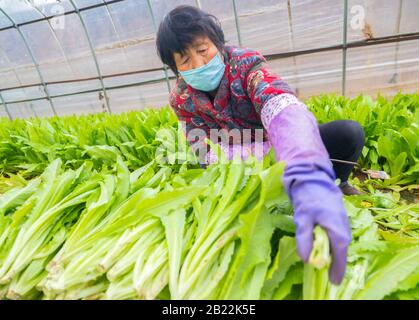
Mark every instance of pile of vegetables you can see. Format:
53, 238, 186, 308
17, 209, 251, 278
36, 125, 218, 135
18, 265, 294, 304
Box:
0, 93, 418, 300
0, 153, 290, 299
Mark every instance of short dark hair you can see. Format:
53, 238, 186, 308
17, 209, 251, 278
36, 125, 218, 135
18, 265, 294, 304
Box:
156, 5, 225, 75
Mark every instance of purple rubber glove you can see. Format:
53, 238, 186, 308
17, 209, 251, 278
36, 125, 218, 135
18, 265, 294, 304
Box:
262, 94, 352, 285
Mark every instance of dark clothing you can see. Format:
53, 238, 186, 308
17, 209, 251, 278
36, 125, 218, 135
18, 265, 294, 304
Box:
319, 120, 365, 183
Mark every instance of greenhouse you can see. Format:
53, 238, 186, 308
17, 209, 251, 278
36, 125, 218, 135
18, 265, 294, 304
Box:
0, 0, 418, 301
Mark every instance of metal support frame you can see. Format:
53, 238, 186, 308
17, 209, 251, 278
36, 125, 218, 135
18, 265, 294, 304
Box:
1, 67, 164, 92
2, 30, 419, 106
0, 45, 32, 111
0, 0, 127, 32
4, 75, 177, 105
286, 0, 300, 95
146, 0, 172, 94
232, 0, 242, 46
68, 0, 112, 113
102, 1, 131, 72
0, 8, 57, 116
3, 31, 419, 95
195, 0, 202, 9
342, 0, 348, 96
0, 11, 34, 112
0, 92, 12, 120
391, 0, 404, 84
265, 31, 419, 60
28, 1, 78, 78
103, 0, 148, 106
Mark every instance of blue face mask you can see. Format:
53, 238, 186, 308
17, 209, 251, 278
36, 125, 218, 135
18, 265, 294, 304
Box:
179, 52, 226, 92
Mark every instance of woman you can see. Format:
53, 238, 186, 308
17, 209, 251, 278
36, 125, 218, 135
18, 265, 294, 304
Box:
156, 5, 365, 285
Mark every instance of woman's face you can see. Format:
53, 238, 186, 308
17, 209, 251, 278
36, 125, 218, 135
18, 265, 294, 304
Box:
174, 36, 221, 72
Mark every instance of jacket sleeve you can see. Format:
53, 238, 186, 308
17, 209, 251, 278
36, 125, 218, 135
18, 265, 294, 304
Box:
243, 50, 296, 114
242, 50, 334, 191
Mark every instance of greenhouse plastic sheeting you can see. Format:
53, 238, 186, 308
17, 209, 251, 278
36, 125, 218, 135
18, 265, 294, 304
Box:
0, 0, 418, 118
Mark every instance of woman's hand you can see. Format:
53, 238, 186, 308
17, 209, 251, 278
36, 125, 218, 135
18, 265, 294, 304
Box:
284, 161, 351, 284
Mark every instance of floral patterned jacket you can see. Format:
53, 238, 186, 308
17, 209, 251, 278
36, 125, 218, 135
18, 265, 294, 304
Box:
169, 45, 296, 152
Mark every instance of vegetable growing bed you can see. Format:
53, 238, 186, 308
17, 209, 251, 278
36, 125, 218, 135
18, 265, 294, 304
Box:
0, 93, 418, 300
